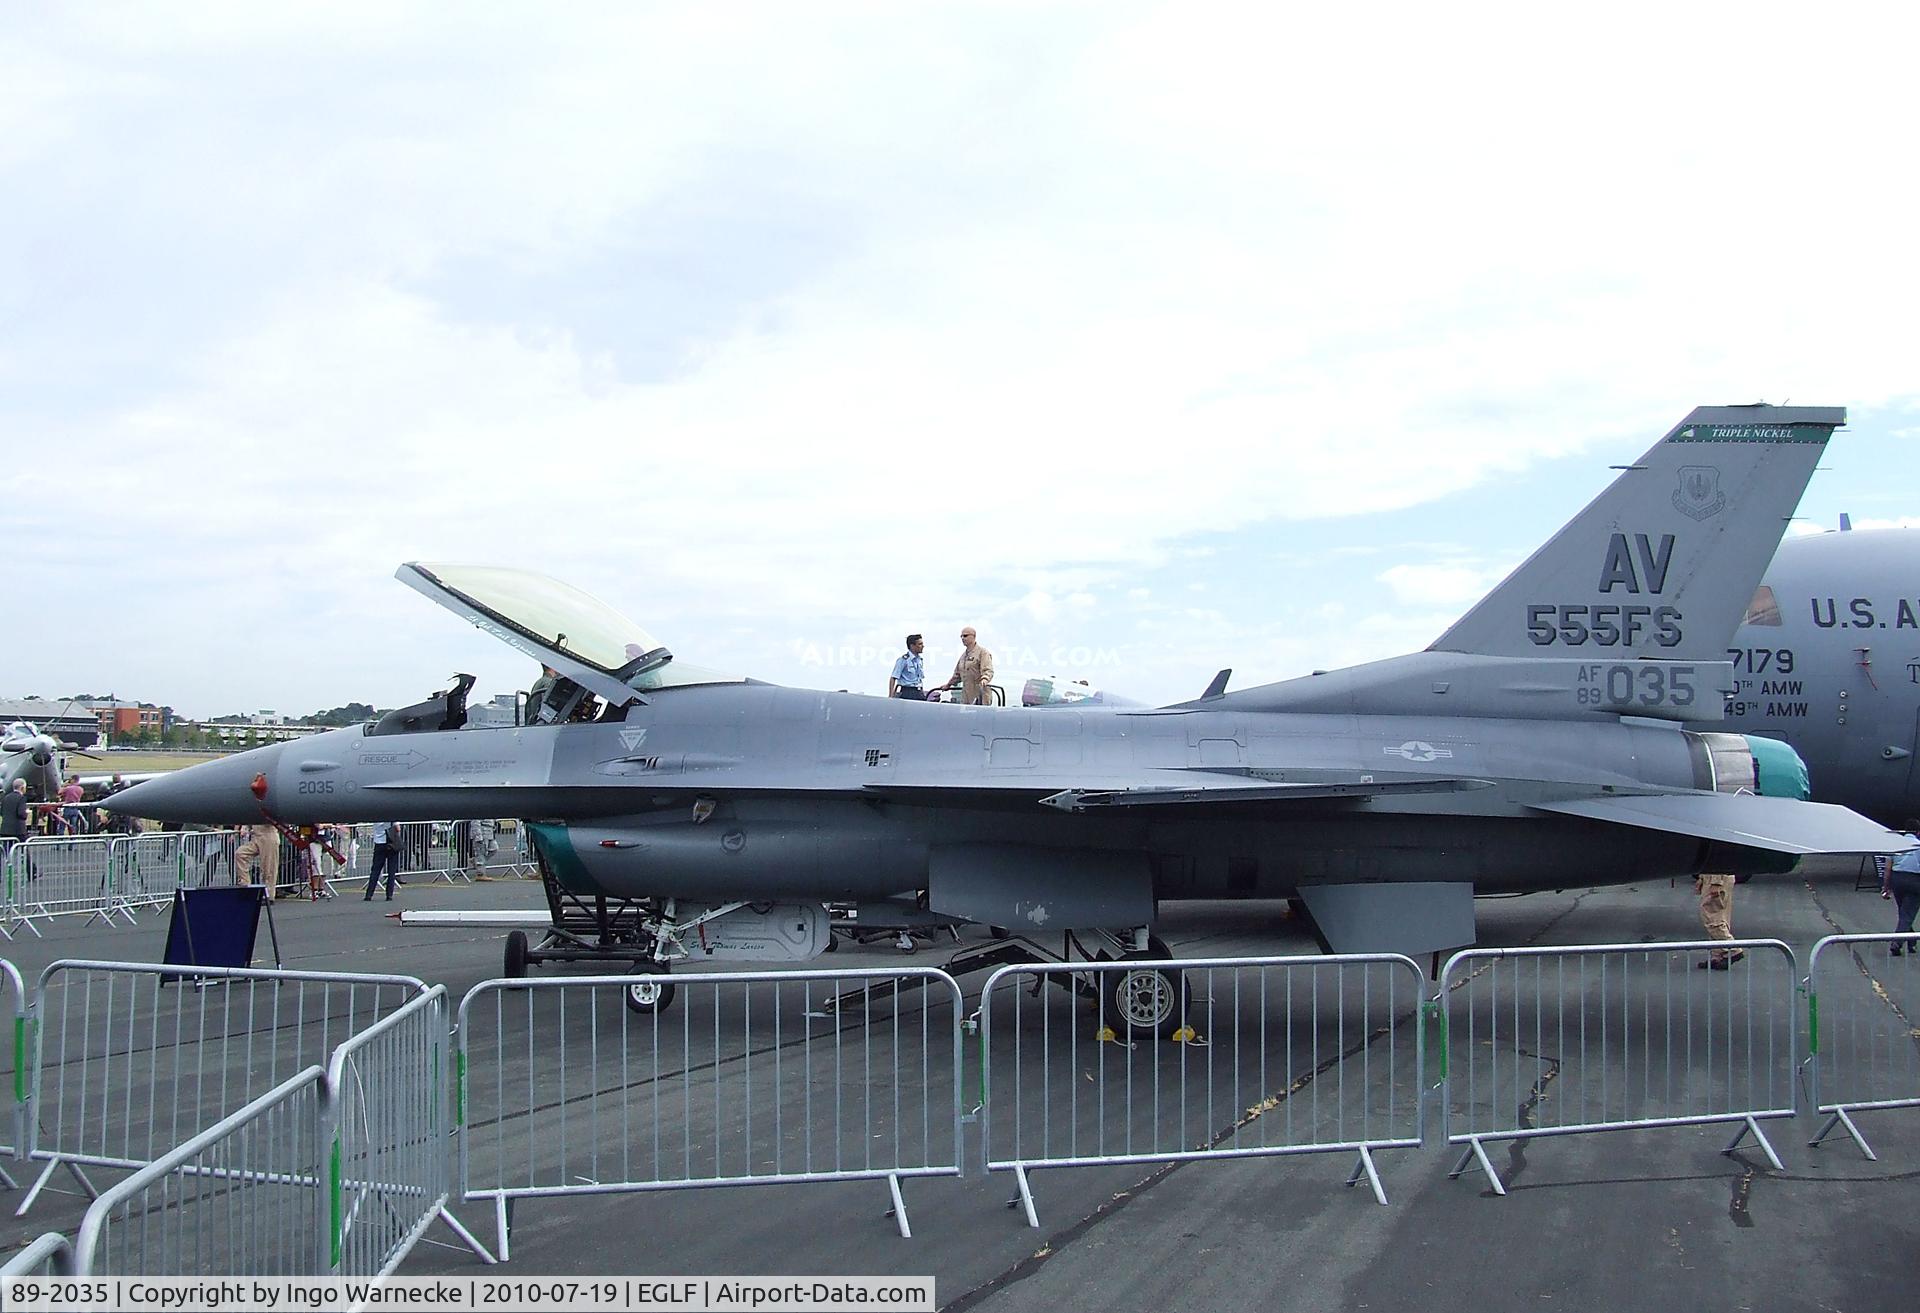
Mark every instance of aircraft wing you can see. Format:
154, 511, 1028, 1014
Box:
1531, 793, 1916, 855
74, 772, 167, 790
862, 775, 1496, 811
1037, 778, 1495, 810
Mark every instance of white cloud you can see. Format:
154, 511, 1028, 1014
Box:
1377, 561, 1509, 610
4, 4, 1918, 714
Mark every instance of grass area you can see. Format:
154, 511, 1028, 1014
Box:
70, 751, 231, 773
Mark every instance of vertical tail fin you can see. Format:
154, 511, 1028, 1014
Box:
1430, 404, 1844, 660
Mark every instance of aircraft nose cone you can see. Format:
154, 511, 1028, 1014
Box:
107, 742, 287, 825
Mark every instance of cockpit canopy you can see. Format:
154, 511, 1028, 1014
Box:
398, 562, 744, 709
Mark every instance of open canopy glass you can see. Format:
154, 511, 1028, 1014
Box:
401, 562, 743, 696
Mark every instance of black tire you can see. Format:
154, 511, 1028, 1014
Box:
1102, 955, 1189, 1042
989, 925, 1011, 940
622, 962, 676, 1016
503, 930, 529, 979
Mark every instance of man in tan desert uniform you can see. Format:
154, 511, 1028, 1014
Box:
233, 822, 281, 901
945, 627, 996, 706
1695, 873, 1742, 968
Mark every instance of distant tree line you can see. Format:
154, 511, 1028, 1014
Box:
307, 702, 378, 727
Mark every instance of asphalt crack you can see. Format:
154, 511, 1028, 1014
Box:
1727, 1157, 1757, 1228
1494, 1048, 1561, 1194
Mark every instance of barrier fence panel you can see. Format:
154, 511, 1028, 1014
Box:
73, 1067, 327, 1277
326, 986, 491, 1275
0, 952, 24, 1190
389, 822, 465, 886
2, 837, 122, 933
110, 831, 242, 911
978, 955, 1425, 1226
0, 959, 24, 1190
457, 968, 965, 1260
1435, 939, 1799, 1195
21, 961, 427, 1217
1801, 932, 1920, 1159
0, 1231, 75, 1276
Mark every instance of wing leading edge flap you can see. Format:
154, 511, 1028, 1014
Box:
1532, 793, 1917, 856
1041, 778, 1496, 812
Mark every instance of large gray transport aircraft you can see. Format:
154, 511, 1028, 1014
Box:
112, 403, 1914, 1037
1728, 526, 1920, 825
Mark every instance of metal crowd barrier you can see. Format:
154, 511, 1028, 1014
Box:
4, 820, 526, 919
72, 1067, 328, 1276
1, 837, 125, 935
0, 959, 24, 1191
111, 831, 241, 910
1801, 932, 1920, 1159
1435, 939, 1800, 1194
389, 821, 466, 886
19, 961, 427, 1216
327, 986, 490, 1274
456, 967, 965, 1259
978, 955, 1425, 1225
306, 821, 512, 892
0, 1230, 75, 1276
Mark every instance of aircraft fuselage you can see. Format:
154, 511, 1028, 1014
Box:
112, 683, 1775, 909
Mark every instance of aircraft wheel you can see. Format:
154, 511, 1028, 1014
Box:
1102, 957, 1188, 1042
623, 962, 677, 1016
503, 930, 530, 979
989, 925, 1011, 940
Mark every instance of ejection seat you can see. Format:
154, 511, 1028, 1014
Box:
368, 673, 476, 736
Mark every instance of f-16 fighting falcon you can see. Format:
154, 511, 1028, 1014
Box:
110, 403, 1914, 1037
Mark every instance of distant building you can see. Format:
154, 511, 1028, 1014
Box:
85, 702, 171, 737
0, 699, 102, 748
195, 719, 330, 744
466, 694, 520, 729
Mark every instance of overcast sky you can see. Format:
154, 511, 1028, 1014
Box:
5, 2, 1916, 720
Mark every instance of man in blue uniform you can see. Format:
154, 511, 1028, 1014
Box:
888, 634, 927, 700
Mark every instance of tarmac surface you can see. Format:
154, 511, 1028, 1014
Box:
1, 858, 1915, 1312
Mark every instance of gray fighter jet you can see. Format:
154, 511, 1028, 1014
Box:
1728, 526, 1920, 825
110, 404, 1913, 1036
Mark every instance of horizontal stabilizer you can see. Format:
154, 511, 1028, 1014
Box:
1532, 793, 1916, 855
1041, 778, 1495, 811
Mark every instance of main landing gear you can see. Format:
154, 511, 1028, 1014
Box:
1102, 936, 1188, 1042
936, 926, 1192, 1043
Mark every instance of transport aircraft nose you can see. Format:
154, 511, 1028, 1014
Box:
107, 742, 287, 825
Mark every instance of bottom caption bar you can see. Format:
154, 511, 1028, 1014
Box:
0, 1276, 937, 1313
